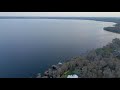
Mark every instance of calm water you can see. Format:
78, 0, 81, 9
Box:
0, 19, 120, 78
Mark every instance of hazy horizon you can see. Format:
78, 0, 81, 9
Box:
0, 12, 120, 17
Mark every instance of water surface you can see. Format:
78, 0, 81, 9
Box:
0, 19, 119, 77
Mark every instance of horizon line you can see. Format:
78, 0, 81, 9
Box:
0, 16, 120, 17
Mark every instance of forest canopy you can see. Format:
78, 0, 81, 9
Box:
35, 38, 120, 78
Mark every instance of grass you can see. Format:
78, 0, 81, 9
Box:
61, 69, 80, 78
61, 70, 74, 78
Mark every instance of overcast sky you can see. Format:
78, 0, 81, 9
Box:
0, 12, 120, 17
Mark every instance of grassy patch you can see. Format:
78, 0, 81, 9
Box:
61, 69, 80, 78
61, 70, 74, 78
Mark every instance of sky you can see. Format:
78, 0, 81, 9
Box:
0, 12, 120, 17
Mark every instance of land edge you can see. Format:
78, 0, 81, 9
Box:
33, 18, 120, 78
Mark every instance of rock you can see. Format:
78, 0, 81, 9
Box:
42, 76, 49, 78
58, 62, 62, 65
36, 73, 41, 78
52, 65, 58, 70
58, 62, 62, 66
58, 62, 62, 67
44, 71, 49, 76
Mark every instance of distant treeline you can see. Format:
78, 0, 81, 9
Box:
104, 26, 120, 34
1, 16, 120, 34
79, 17, 120, 34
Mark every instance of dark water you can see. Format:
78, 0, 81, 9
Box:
0, 19, 119, 78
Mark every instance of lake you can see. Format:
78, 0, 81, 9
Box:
0, 19, 119, 78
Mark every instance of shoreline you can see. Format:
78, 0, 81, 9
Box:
1, 16, 119, 34
35, 38, 120, 78
33, 17, 120, 78
80, 18, 120, 34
